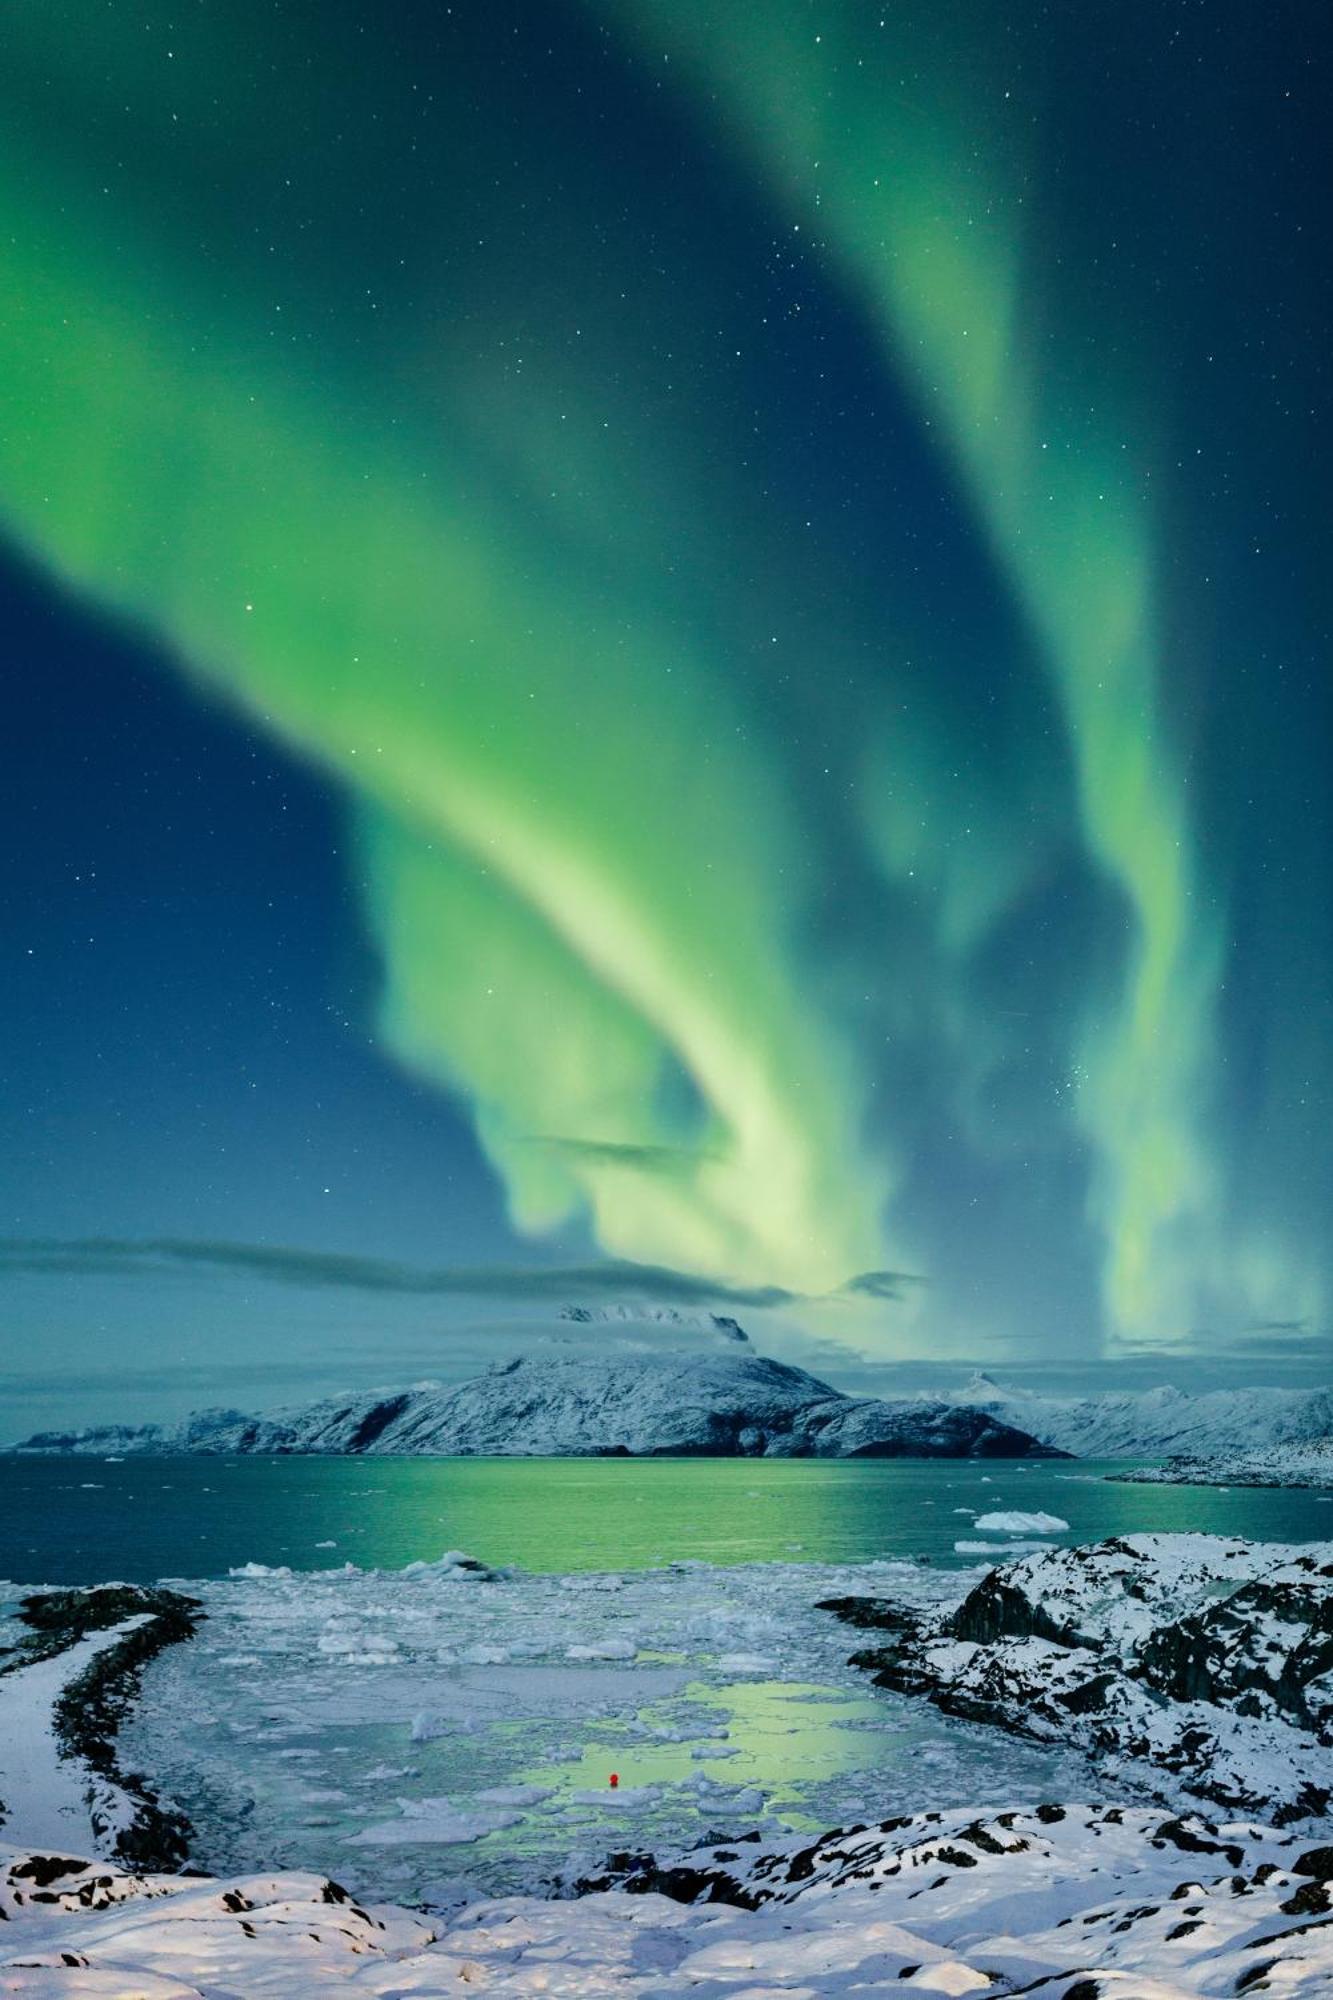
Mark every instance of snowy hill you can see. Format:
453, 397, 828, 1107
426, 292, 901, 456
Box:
9, 1804, 1333, 1996
11, 1349, 1055, 1460
950, 1370, 1333, 1459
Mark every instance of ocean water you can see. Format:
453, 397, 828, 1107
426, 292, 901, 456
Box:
3, 1451, 1331, 1587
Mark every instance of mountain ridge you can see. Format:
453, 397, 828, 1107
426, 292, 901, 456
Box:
949, 1373, 1333, 1458
10, 1347, 1056, 1460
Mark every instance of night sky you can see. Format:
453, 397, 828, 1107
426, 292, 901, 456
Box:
3, 1, 1330, 1423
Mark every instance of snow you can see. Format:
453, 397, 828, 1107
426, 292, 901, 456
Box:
8, 1803, 1333, 1993
0, 1619, 149, 1852
8, 1534, 1333, 1988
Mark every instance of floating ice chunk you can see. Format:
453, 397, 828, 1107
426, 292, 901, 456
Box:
972, 1511, 1069, 1534
474, 1784, 556, 1807
314, 1539, 337, 1549
316, 1624, 401, 1663
400, 1550, 499, 1581
716, 1652, 778, 1674
410, 1711, 477, 1743
954, 1539, 1056, 1555
568, 1784, 661, 1807
566, 1637, 638, 1660
691, 1741, 741, 1759
349, 1795, 524, 1844
684, 1772, 766, 1814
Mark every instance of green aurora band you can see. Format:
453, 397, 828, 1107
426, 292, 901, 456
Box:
596, 0, 1226, 1342
0, 0, 890, 1301
0, 1, 1320, 1350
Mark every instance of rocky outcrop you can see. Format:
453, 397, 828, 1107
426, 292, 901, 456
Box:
1110, 1439, 1333, 1489
776, 1396, 1050, 1458
11, 1350, 1059, 1460
825, 1536, 1333, 1824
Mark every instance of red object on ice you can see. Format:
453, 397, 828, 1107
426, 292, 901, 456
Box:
609, 1773, 619, 1788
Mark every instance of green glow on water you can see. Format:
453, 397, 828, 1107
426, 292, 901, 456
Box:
3, 1454, 1328, 1588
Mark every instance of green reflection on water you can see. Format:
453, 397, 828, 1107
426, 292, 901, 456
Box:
3, 1454, 1330, 1587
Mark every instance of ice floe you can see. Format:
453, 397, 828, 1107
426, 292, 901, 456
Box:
971, 1509, 1069, 1533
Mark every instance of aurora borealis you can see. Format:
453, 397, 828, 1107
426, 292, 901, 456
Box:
2, 1, 1329, 1391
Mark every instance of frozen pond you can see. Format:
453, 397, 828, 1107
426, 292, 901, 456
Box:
118, 1552, 1092, 1904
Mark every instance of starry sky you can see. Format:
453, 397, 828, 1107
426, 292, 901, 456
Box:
2, 0, 1330, 1423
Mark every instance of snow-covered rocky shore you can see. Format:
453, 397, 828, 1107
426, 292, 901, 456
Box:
7, 1802, 1333, 1994
0, 1584, 202, 1870
1110, 1441, 1333, 1491
826, 1534, 1333, 1824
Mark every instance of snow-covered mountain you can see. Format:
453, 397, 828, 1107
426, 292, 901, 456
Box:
950, 1370, 1333, 1459
12, 1349, 1055, 1459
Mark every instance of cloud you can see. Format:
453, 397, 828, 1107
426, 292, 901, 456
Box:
528, 1137, 719, 1175
0, 1236, 907, 1312
840, 1269, 925, 1302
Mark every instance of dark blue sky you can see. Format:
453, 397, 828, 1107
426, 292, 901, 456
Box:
1, 543, 516, 1263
